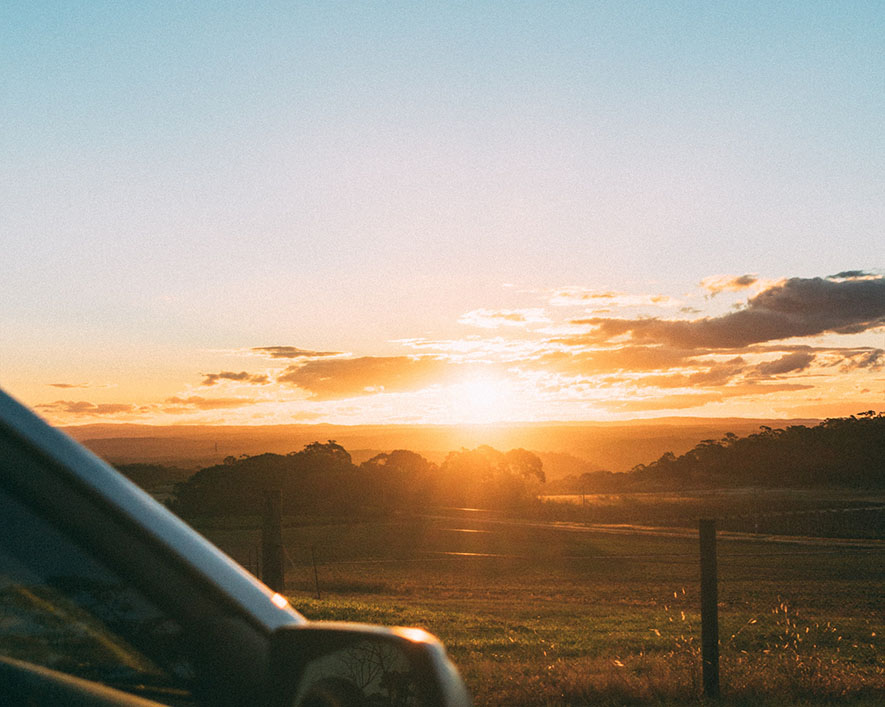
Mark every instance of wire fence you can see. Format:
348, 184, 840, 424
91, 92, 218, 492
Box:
219, 505, 885, 585
537, 497, 885, 539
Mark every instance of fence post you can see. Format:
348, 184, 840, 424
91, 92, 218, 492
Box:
261, 489, 285, 593
311, 544, 322, 600
699, 517, 720, 699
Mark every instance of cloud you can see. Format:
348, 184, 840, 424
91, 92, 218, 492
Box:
36, 400, 137, 415
396, 335, 562, 364
700, 274, 758, 295
163, 396, 259, 410
549, 287, 679, 309
828, 270, 878, 281
549, 288, 620, 306
571, 276, 885, 349
252, 346, 340, 359
540, 345, 704, 374
601, 382, 814, 413
839, 348, 884, 371
458, 308, 550, 329
740, 344, 880, 373
641, 358, 749, 389
603, 392, 725, 412
201, 371, 270, 386
754, 351, 816, 376
278, 356, 453, 400
47, 382, 112, 389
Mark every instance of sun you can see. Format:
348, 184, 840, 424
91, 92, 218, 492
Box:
448, 377, 515, 424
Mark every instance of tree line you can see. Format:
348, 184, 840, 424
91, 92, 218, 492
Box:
117, 412, 884, 517
560, 411, 885, 493
167, 443, 545, 517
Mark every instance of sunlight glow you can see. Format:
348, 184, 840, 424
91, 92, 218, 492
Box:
448, 378, 517, 424
393, 627, 435, 644
270, 593, 289, 609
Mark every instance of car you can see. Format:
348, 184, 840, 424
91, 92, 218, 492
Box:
0, 387, 471, 706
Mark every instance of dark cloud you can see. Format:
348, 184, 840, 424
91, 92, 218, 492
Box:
572, 276, 885, 349
732, 274, 758, 287
754, 351, 816, 376
278, 356, 453, 400
36, 401, 136, 415
253, 346, 340, 359
201, 371, 270, 386
828, 270, 875, 280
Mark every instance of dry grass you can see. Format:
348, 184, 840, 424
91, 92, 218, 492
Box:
197, 511, 884, 705
294, 592, 885, 706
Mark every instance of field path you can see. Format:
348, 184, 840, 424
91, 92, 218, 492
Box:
422, 508, 885, 550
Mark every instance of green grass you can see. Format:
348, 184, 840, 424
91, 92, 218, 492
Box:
195, 511, 884, 705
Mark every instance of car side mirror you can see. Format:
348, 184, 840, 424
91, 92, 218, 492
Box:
269, 622, 471, 707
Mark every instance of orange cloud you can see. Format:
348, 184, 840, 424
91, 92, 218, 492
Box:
549, 287, 680, 309
639, 358, 748, 389
47, 382, 113, 389
278, 356, 455, 400
540, 345, 702, 373
201, 371, 270, 386
700, 273, 759, 295
36, 400, 138, 416
600, 382, 814, 413
603, 392, 725, 412
252, 346, 341, 359
163, 396, 260, 410
458, 308, 550, 329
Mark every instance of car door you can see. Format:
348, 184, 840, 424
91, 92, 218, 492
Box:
0, 390, 298, 705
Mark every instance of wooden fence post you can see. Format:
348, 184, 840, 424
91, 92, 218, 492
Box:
699, 517, 720, 699
261, 489, 285, 593
311, 544, 322, 600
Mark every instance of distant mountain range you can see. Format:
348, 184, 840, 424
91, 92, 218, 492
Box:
64, 417, 819, 477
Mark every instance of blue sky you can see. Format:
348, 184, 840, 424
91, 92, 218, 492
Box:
2, 2, 883, 424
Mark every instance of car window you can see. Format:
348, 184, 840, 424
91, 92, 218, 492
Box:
0, 482, 197, 705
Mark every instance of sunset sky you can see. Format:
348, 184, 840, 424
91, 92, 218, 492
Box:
2, 2, 883, 426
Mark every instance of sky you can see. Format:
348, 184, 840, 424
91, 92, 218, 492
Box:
1, 2, 883, 426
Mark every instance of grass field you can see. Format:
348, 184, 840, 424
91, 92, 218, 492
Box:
538, 490, 885, 539
195, 508, 884, 706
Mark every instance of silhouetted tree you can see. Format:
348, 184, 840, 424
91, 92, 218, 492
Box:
289, 440, 353, 473
436, 445, 545, 511
504, 448, 546, 483
619, 411, 885, 491
360, 450, 437, 509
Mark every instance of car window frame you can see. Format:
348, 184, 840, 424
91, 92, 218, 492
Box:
0, 406, 278, 704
